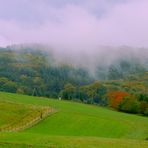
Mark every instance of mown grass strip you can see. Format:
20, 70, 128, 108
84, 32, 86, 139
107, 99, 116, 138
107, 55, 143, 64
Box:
0, 100, 57, 132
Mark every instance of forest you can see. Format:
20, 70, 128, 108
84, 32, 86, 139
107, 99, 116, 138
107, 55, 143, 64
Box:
0, 45, 148, 116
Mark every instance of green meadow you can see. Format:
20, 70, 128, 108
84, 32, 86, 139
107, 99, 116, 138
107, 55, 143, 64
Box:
0, 91, 148, 148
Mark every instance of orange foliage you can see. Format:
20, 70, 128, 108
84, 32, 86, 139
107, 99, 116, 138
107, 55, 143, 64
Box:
107, 91, 130, 109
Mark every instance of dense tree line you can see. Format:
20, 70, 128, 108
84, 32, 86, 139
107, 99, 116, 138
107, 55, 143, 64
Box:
0, 47, 148, 116
0, 48, 93, 97
60, 81, 107, 105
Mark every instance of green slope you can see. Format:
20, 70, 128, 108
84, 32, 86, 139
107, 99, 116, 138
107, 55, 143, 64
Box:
1, 133, 148, 148
0, 92, 148, 147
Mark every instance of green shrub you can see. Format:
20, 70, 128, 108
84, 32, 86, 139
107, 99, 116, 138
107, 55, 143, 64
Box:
118, 96, 140, 114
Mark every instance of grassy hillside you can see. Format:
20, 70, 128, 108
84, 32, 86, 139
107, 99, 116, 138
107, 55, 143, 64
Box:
1, 134, 148, 148
0, 92, 148, 147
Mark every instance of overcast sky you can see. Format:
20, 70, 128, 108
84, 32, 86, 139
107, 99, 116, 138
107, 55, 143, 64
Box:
0, 0, 148, 49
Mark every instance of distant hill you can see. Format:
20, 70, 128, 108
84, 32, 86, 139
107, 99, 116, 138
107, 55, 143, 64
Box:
0, 44, 148, 116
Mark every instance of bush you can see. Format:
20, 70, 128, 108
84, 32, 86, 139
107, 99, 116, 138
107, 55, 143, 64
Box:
118, 96, 140, 114
144, 108, 148, 116
139, 101, 148, 115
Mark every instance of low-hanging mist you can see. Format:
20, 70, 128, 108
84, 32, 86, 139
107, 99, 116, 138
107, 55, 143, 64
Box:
5, 43, 148, 80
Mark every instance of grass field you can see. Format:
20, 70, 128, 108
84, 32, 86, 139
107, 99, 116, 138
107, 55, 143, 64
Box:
0, 91, 148, 147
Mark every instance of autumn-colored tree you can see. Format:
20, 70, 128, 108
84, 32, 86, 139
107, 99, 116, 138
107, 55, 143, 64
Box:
107, 91, 130, 109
